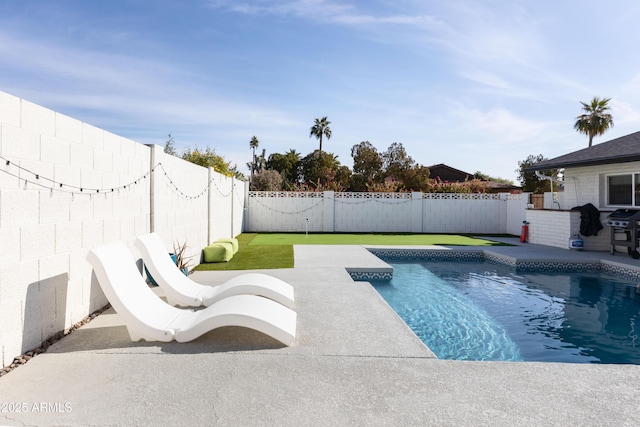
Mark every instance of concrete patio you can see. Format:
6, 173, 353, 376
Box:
1, 240, 640, 426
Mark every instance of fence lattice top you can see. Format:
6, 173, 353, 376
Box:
248, 191, 521, 200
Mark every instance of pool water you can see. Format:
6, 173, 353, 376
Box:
369, 261, 640, 364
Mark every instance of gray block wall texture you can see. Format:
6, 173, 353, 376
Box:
246, 191, 528, 235
0, 91, 243, 367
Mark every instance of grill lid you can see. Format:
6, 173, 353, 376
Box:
607, 208, 640, 220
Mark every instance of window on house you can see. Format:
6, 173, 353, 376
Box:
607, 173, 640, 206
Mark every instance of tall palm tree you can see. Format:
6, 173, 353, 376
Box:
249, 135, 259, 175
574, 97, 614, 147
248, 135, 260, 189
309, 116, 332, 153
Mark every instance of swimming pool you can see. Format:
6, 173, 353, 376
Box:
369, 261, 640, 364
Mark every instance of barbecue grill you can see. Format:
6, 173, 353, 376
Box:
607, 208, 640, 259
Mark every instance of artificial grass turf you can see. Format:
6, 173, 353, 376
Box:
194, 232, 510, 271
193, 233, 293, 271
249, 233, 509, 246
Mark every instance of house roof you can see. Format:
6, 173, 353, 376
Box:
427, 164, 473, 180
525, 131, 640, 171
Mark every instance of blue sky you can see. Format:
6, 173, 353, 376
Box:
2, 0, 640, 183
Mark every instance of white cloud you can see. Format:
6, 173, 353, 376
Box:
206, 0, 354, 19
4, 0, 640, 185
0, 26, 300, 131
206, 0, 442, 30
450, 105, 548, 144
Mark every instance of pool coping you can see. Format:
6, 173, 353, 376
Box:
356, 246, 640, 282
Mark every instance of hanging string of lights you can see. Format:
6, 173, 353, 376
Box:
0, 154, 240, 201
0, 154, 150, 195
208, 174, 234, 198
233, 185, 246, 208
249, 196, 324, 215
154, 163, 210, 200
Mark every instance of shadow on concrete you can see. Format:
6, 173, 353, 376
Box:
46, 323, 287, 355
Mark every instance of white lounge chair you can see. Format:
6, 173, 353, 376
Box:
87, 242, 297, 345
134, 233, 295, 308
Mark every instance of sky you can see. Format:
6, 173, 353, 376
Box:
2, 0, 640, 184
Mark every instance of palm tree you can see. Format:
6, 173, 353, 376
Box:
249, 135, 260, 189
574, 97, 614, 147
309, 116, 332, 153
249, 136, 259, 176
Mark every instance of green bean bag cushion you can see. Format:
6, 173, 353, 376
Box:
214, 238, 239, 254
203, 243, 233, 263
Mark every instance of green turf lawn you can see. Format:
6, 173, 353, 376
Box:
249, 233, 507, 246
193, 233, 293, 271
193, 233, 509, 271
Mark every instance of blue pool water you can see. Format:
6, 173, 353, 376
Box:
369, 261, 640, 364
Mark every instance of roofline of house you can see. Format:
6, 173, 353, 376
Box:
524, 155, 640, 171
427, 163, 473, 176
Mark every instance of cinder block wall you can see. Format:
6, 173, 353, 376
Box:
0, 92, 150, 365
422, 195, 503, 233
150, 146, 209, 264
208, 169, 243, 243
334, 193, 413, 232
246, 191, 526, 234
0, 91, 242, 367
246, 192, 325, 232
526, 209, 576, 249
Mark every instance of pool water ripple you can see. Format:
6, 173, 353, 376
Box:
370, 261, 640, 364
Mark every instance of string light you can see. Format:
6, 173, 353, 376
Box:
0, 154, 154, 196
249, 197, 324, 215
1, 154, 242, 201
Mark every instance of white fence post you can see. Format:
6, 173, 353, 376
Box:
411, 192, 423, 233
323, 191, 335, 232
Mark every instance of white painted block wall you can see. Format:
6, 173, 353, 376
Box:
334, 194, 413, 232
0, 91, 244, 367
0, 92, 150, 365
246, 192, 325, 232
247, 192, 526, 234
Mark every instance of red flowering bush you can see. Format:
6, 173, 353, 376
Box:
427, 177, 486, 194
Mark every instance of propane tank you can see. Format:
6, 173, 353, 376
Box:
568, 233, 584, 250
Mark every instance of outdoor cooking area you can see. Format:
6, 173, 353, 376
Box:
606, 208, 640, 259
521, 131, 640, 260
524, 205, 640, 260
522, 207, 607, 254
